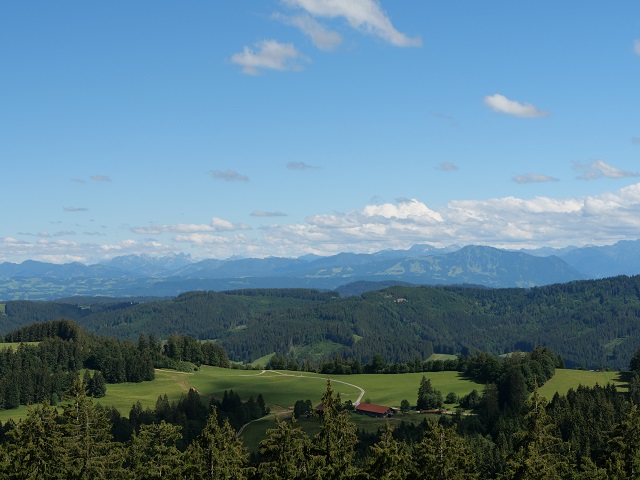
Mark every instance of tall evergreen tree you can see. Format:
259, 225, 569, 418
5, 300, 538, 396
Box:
366, 422, 413, 480
128, 421, 183, 479
502, 391, 572, 480
605, 403, 640, 480
181, 407, 249, 480
312, 379, 359, 479
258, 416, 312, 480
3, 402, 66, 479
412, 420, 477, 480
60, 378, 125, 480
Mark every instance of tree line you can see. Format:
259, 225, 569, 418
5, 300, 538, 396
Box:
0, 320, 230, 411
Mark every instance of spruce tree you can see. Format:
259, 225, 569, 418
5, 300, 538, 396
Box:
3, 402, 66, 479
412, 420, 477, 480
312, 379, 359, 479
502, 390, 572, 480
128, 421, 183, 479
60, 377, 125, 479
605, 403, 640, 479
258, 416, 312, 479
367, 422, 413, 480
181, 407, 249, 480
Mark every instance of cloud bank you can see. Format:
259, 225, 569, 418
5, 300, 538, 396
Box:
7, 183, 640, 263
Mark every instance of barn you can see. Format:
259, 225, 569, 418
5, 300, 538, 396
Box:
355, 403, 394, 418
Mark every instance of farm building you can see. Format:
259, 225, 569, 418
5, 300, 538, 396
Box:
355, 403, 394, 418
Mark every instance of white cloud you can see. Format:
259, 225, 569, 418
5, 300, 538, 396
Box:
287, 161, 319, 170
64, 207, 88, 212
275, 13, 343, 51
513, 173, 560, 184
483, 94, 548, 118
9, 185, 640, 263
256, 187, 640, 255
231, 40, 310, 75
282, 0, 421, 47
251, 211, 288, 217
209, 169, 249, 182
131, 217, 250, 235
574, 159, 639, 180
436, 162, 458, 171
90, 175, 111, 182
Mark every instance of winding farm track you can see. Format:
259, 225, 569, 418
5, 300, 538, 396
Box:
266, 370, 366, 406
235, 370, 366, 437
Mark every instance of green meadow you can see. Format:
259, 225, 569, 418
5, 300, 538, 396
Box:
0, 366, 627, 451
537, 368, 625, 399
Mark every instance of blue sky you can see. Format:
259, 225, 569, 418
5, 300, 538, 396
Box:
1, 0, 639, 264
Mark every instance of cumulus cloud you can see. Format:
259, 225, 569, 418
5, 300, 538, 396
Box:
574, 159, 639, 180
282, 0, 421, 47
90, 175, 111, 182
209, 169, 249, 182
436, 162, 458, 171
287, 161, 319, 170
256, 185, 640, 254
483, 94, 548, 118
8, 185, 640, 262
231, 40, 310, 75
513, 173, 560, 184
251, 211, 288, 217
64, 207, 88, 212
130, 217, 250, 235
274, 13, 342, 50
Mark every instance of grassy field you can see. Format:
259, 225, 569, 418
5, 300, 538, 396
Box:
538, 369, 625, 399
0, 367, 483, 424
0, 366, 627, 450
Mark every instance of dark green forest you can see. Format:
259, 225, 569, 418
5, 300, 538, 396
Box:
3, 275, 640, 369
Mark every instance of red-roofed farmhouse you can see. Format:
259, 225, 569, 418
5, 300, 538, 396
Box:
355, 403, 394, 418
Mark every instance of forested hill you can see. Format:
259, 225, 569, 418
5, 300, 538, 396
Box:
2, 277, 640, 369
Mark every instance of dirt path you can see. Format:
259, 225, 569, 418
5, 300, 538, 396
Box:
235, 370, 366, 438
266, 370, 366, 405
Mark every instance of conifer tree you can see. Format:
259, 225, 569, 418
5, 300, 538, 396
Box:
412, 420, 477, 480
312, 379, 359, 479
605, 403, 640, 479
3, 402, 65, 479
502, 390, 572, 480
60, 377, 125, 479
181, 407, 249, 480
258, 416, 312, 479
128, 421, 183, 479
367, 422, 413, 480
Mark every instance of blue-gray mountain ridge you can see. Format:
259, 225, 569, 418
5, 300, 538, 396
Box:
1, 240, 640, 300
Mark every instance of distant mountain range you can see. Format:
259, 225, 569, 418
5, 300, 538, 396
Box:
2, 240, 640, 300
